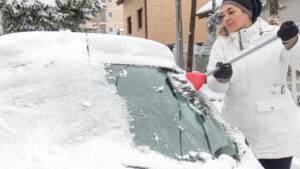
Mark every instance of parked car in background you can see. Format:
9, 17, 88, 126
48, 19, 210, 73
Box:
0, 32, 262, 169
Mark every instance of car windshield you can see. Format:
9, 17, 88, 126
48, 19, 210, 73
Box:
106, 65, 237, 160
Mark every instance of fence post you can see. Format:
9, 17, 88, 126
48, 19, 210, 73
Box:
175, 0, 183, 68
291, 66, 298, 104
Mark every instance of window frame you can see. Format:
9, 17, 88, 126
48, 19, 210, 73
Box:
108, 10, 113, 18
108, 26, 114, 33
127, 16, 132, 34
137, 8, 143, 29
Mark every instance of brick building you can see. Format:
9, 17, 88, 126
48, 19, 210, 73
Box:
86, 0, 124, 34
116, 0, 209, 45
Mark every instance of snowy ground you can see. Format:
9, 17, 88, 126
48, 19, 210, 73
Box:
200, 84, 300, 169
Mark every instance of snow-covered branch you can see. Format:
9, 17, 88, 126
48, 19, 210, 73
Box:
0, 0, 105, 33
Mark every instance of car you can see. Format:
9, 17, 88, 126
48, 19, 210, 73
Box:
0, 31, 263, 169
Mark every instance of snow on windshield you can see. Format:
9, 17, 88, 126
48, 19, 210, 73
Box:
0, 32, 132, 168
168, 71, 263, 169
0, 31, 261, 169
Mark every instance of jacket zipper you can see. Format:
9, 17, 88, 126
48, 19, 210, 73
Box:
238, 31, 244, 51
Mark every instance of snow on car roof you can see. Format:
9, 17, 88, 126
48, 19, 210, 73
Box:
0, 31, 177, 69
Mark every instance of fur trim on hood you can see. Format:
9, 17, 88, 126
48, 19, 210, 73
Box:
216, 17, 281, 37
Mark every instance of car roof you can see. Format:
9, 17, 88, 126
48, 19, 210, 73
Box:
0, 31, 177, 69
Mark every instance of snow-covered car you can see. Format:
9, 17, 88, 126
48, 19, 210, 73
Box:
0, 32, 262, 169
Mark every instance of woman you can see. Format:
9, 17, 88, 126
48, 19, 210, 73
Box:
206, 0, 300, 169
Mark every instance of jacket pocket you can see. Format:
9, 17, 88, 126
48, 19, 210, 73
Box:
256, 100, 282, 112
255, 100, 290, 146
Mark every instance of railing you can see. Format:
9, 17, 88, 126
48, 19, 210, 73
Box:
287, 66, 300, 106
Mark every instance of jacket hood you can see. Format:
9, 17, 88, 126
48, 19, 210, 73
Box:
216, 17, 281, 37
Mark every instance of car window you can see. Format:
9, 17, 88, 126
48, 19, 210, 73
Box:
106, 65, 236, 160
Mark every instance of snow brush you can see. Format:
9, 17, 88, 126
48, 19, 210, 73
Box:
186, 22, 300, 91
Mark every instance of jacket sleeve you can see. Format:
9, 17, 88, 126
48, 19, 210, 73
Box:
288, 35, 300, 70
206, 37, 230, 93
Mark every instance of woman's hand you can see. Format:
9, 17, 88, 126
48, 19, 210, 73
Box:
213, 62, 233, 83
277, 21, 299, 50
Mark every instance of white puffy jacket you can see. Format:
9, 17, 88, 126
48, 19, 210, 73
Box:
207, 17, 300, 159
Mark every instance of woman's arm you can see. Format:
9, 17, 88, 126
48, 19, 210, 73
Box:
206, 38, 231, 93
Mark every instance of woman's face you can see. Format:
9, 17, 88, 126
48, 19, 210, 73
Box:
221, 4, 253, 32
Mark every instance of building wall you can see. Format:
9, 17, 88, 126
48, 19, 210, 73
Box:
147, 0, 208, 45
122, 0, 209, 45
146, 0, 176, 44
122, 0, 146, 38
105, 0, 124, 34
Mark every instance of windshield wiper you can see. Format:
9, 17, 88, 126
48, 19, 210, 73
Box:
165, 78, 183, 156
166, 77, 213, 158
114, 65, 130, 86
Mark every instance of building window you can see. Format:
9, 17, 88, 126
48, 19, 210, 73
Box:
100, 25, 106, 33
100, 11, 106, 22
108, 11, 113, 18
109, 26, 113, 33
137, 8, 143, 29
127, 16, 132, 34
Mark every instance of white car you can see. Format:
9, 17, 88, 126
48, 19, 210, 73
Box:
0, 31, 263, 169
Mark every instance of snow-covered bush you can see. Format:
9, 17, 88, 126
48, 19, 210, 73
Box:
56, 0, 105, 32
0, 0, 105, 33
206, 7, 222, 43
